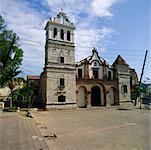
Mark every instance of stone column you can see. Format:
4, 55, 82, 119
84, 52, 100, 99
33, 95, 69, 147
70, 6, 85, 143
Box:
64, 31, 67, 41
86, 91, 91, 107
57, 29, 60, 40
84, 60, 89, 79
48, 29, 52, 39
103, 63, 108, 78
71, 32, 74, 43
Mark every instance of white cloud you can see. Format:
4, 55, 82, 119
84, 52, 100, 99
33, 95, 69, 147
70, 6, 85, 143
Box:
0, 0, 120, 76
75, 26, 114, 61
44, 0, 90, 24
91, 0, 119, 17
0, 0, 46, 74
44, 0, 117, 61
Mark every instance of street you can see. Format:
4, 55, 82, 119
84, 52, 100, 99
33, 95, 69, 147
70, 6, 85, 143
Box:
0, 111, 48, 150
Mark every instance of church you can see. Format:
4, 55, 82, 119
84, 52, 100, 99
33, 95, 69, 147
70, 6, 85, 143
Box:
39, 11, 138, 109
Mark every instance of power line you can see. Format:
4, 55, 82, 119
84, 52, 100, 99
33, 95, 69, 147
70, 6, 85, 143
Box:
20, 67, 40, 75
19, 38, 150, 52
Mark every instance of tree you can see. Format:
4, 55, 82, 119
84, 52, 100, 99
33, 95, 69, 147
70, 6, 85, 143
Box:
12, 83, 33, 108
0, 15, 23, 107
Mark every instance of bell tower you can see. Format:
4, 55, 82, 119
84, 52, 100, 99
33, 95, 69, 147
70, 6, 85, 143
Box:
42, 10, 76, 108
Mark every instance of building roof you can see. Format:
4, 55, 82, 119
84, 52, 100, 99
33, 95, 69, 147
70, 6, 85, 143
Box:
113, 55, 128, 66
76, 48, 112, 68
45, 10, 74, 30
27, 76, 40, 80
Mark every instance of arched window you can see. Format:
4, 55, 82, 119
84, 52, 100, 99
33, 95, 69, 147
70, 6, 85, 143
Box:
60, 29, 64, 40
53, 28, 57, 38
67, 31, 70, 41
58, 95, 66, 102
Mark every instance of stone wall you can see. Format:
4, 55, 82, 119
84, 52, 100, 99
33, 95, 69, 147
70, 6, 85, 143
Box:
46, 69, 76, 105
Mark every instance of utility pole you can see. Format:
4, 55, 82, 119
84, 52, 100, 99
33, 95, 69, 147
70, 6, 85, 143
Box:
139, 50, 148, 85
134, 50, 148, 107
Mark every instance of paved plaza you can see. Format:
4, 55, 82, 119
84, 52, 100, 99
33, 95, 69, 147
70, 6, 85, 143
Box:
0, 108, 150, 150
33, 108, 151, 150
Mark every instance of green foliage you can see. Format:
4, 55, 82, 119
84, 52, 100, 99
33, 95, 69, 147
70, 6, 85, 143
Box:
0, 15, 23, 87
134, 84, 147, 108
12, 83, 33, 107
2, 107, 17, 112
135, 85, 147, 97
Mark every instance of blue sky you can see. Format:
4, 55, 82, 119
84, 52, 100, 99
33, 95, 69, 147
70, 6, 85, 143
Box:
0, 0, 150, 83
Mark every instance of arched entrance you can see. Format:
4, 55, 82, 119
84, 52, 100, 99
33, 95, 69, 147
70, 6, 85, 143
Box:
77, 87, 87, 108
91, 86, 101, 106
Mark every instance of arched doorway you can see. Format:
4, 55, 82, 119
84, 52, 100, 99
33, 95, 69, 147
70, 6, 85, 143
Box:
91, 86, 101, 106
77, 87, 87, 108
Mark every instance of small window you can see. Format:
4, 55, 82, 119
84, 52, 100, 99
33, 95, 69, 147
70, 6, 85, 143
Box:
58, 95, 66, 102
108, 71, 112, 80
94, 62, 97, 66
123, 85, 127, 93
60, 57, 64, 63
60, 29, 64, 40
53, 28, 57, 38
93, 69, 99, 79
78, 69, 82, 78
60, 78, 65, 86
67, 31, 70, 41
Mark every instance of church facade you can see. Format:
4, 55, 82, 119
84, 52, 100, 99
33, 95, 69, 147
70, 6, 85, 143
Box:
40, 11, 138, 108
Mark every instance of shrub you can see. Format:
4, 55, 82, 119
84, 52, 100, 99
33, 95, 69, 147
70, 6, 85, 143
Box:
2, 106, 17, 112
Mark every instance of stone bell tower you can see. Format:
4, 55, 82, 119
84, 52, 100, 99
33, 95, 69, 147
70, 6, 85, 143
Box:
41, 10, 76, 108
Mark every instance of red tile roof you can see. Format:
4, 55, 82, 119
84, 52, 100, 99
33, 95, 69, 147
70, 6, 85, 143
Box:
27, 76, 40, 80
113, 55, 128, 66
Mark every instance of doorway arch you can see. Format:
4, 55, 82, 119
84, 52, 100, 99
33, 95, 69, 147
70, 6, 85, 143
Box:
91, 86, 101, 106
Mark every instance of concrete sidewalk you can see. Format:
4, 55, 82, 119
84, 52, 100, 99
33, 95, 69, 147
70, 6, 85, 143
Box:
0, 111, 49, 150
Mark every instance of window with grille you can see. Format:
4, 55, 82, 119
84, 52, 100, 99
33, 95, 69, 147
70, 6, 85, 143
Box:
93, 69, 99, 79
78, 69, 82, 78
108, 71, 112, 80
60, 29, 64, 40
60, 78, 65, 86
58, 95, 66, 102
53, 28, 57, 38
123, 85, 127, 93
60, 57, 64, 63
67, 31, 70, 41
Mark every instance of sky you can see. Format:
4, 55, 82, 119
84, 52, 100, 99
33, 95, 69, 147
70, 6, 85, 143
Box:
0, 0, 150, 83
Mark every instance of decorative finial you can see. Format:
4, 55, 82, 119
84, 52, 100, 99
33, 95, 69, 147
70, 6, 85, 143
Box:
61, 8, 63, 12
92, 47, 98, 54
